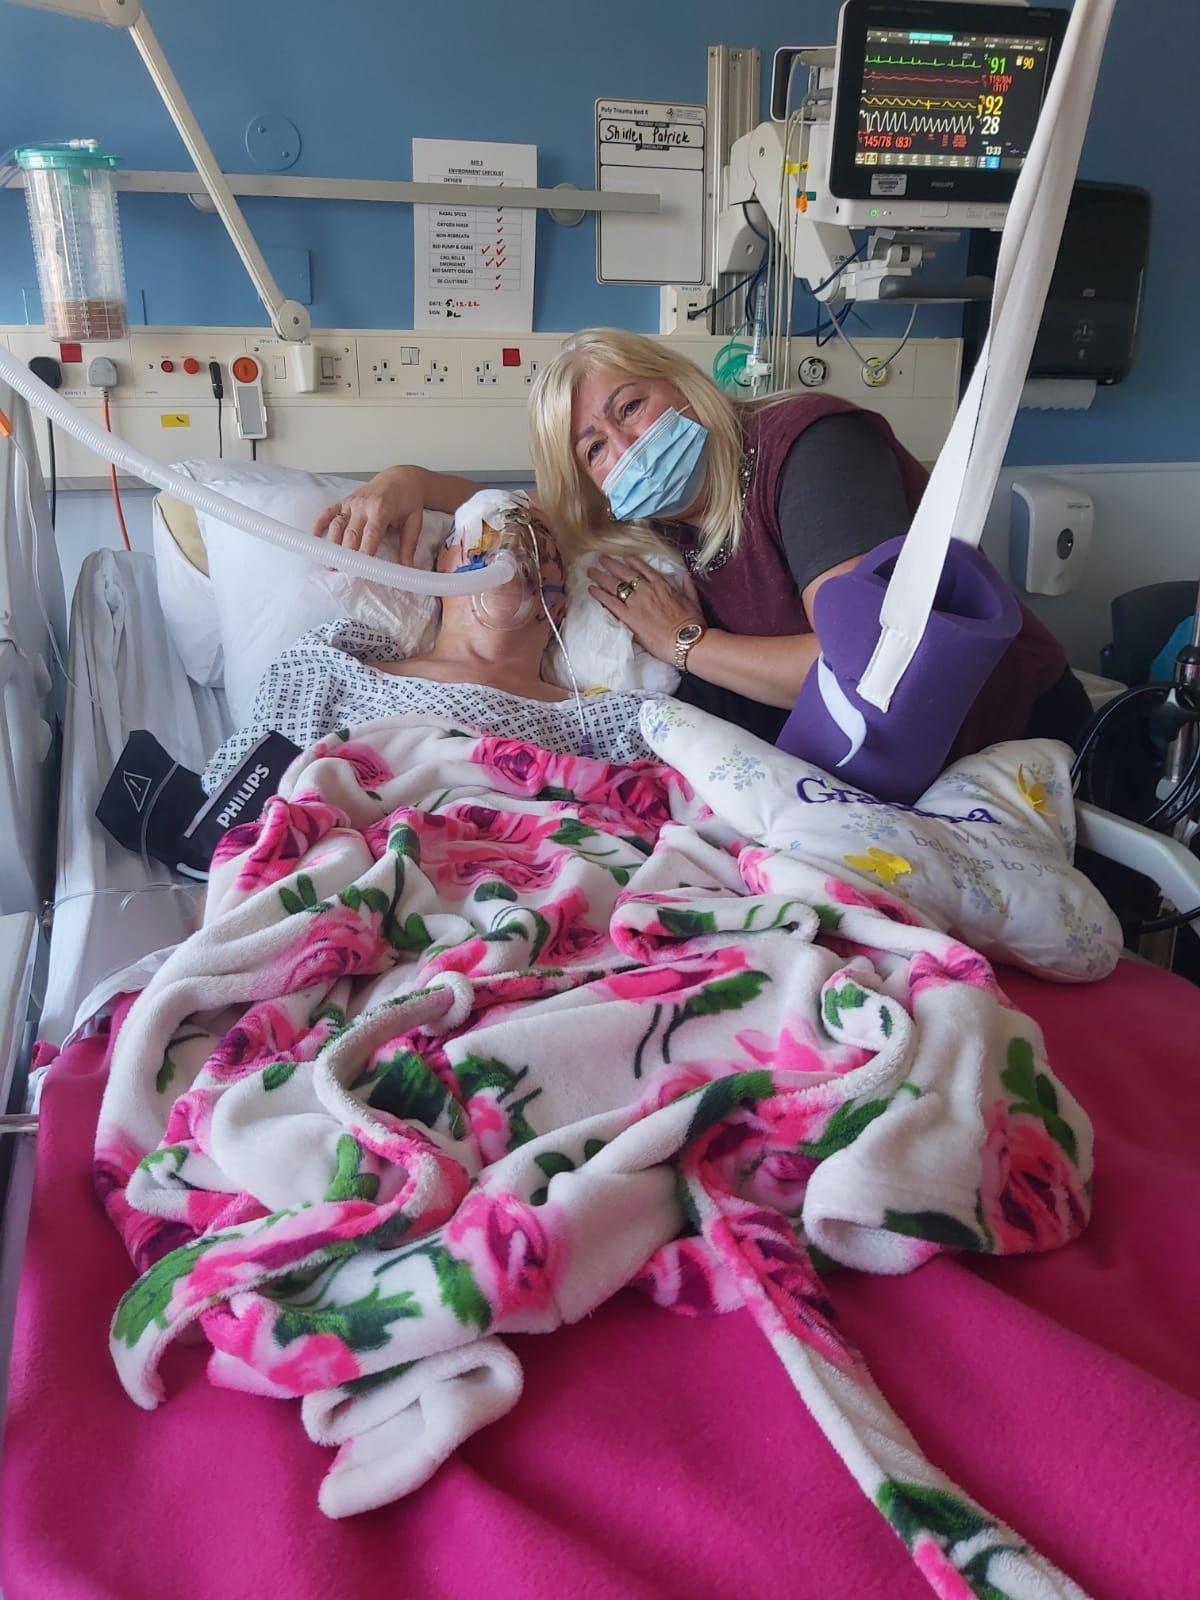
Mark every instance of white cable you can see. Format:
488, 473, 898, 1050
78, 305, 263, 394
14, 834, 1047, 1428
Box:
524, 515, 593, 757
0, 345, 517, 598
51, 881, 201, 914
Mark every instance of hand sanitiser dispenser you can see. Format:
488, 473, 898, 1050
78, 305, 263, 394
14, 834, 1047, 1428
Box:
1010, 478, 1094, 596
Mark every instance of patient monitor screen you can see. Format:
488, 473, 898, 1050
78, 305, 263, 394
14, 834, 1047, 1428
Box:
855, 25, 1053, 174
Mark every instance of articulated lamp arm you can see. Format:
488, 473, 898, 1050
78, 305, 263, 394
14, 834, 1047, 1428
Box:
5, 0, 310, 340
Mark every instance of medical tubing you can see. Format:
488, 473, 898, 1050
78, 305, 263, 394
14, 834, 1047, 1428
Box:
0, 344, 517, 598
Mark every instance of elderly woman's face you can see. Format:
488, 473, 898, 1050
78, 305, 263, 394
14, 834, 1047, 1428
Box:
437, 513, 566, 632
571, 367, 691, 493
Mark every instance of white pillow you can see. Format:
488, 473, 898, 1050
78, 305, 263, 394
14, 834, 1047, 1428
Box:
151, 498, 224, 687
551, 553, 680, 695
180, 461, 450, 726
640, 697, 1123, 982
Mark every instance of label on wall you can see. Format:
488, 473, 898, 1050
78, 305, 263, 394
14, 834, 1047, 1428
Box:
413, 138, 537, 333
596, 100, 706, 285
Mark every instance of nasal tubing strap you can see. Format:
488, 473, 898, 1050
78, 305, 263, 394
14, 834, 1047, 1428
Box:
856, 0, 1117, 712
0, 344, 518, 598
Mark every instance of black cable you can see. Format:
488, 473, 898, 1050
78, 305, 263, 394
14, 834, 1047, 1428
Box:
1142, 741, 1200, 829
741, 200, 769, 242
807, 238, 868, 298
1071, 684, 1166, 784
251, 438, 257, 462
688, 269, 762, 321
208, 360, 225, 460
46, 418, 56, 529
1131, 902, 1200, 936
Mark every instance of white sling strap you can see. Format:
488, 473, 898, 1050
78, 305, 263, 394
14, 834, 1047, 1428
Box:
856, 0, 1117, 712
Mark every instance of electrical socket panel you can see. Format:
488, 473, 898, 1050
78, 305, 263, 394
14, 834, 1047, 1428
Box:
659, 285, 713, 336
460, 339, 541, 396
42, 336, 129, 398
354, 337, 463, 399
251, 338, 357, 397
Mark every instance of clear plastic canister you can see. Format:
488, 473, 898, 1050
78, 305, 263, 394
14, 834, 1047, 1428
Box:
16, 141, 128, 342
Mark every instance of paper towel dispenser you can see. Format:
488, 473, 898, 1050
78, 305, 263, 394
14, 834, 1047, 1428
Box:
967, 180, 1151, 384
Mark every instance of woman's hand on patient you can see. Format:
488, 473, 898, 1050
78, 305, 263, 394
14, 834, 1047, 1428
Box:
313, 465, 426, 561
588, 554, 705, 662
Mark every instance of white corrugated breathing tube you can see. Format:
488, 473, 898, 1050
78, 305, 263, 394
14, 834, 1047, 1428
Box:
0, 343, 517, 596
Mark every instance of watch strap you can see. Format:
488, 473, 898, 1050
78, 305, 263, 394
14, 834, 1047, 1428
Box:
674, 623, 707, 673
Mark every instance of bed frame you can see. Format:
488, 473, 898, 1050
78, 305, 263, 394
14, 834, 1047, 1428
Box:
1, 375, 1199, 1439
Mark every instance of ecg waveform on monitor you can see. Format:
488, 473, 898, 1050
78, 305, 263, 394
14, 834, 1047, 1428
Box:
865, 53, 983, 69
860, 107, 975, 137
862, 96, 976, 109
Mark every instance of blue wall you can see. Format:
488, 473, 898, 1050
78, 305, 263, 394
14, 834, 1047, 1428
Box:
1, 0, 1195, 466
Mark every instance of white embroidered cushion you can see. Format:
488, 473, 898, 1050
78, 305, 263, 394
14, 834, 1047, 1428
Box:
640, 697, 1122, 982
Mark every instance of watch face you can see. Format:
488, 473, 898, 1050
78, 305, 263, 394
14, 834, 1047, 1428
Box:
677, 623, 703, 645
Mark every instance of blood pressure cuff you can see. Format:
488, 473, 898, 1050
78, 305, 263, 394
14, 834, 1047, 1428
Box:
96, 729, 300, 879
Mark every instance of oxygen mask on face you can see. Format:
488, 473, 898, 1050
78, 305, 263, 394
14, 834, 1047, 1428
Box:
445, 502, 564, 632
446, 489, 592, 755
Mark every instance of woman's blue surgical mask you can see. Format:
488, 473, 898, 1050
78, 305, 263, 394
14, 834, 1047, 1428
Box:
602, 406, 709, 522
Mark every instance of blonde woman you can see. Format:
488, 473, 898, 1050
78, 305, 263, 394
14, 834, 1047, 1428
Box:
315, 328, 1087, 754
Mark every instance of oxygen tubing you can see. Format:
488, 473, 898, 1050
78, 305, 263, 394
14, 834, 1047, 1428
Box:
0, 343, 516, 596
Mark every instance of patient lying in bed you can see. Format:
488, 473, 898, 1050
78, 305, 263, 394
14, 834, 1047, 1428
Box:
203, 505, 652, 794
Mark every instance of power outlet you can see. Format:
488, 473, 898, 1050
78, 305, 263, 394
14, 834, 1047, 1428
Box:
460, 340, 538, 397
659, 285, 713, 336
355, 338, 463, 399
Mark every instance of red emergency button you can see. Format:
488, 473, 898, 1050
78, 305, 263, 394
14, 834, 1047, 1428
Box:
231, 355, 261, 384
182, 357, 201, 375
160, 359, 175, 373
501, 347, 521, 367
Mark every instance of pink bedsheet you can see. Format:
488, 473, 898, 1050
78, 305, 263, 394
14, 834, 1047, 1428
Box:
3, 959, 1199, 1600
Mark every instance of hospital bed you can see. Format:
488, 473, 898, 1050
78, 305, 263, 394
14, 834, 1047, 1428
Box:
1, 380, 1198, 1599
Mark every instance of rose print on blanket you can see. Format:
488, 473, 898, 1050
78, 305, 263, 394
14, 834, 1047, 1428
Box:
633, 1236, 742, 1317
100, 716, 1096, 1594
314, 738, 395, 795
203, 1002, 301, 1083
876, 1478, 1019, 1600
978, 1036, 1089, 1253
272, 905, 389, 994
908, 942, 1002, 1001
212, 792, 350, 893
442, 1188, 558, 1323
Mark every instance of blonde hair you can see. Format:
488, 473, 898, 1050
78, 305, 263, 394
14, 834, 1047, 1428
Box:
528, 327, 746, 573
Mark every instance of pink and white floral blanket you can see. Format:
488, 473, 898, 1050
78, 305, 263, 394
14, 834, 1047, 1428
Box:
96, 705, 1096, 1599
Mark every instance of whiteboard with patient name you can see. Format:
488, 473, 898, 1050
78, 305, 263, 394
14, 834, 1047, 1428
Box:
596, 99, 706, 286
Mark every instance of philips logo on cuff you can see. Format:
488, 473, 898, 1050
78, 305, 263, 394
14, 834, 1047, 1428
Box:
214, 762, 273, 829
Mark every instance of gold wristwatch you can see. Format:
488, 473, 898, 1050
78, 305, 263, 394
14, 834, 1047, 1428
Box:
673, 620, 707, 673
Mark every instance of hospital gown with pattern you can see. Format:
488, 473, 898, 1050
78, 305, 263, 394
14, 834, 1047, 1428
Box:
201, 617, 654, 794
